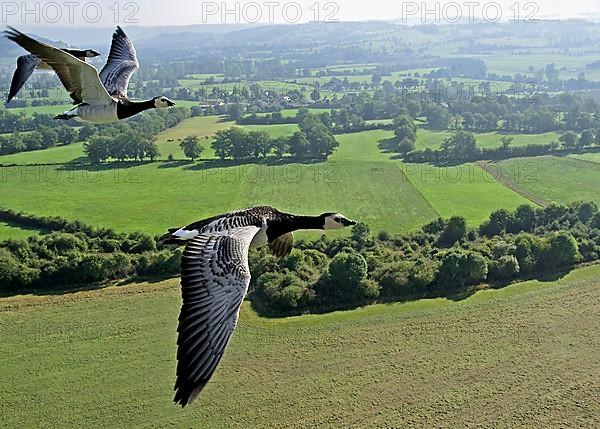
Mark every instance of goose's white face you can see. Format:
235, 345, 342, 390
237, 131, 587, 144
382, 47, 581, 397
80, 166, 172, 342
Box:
323, 213, 356, 230
154, 97, 176, 108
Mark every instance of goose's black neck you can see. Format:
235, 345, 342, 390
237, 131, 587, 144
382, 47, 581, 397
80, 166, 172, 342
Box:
117, 99, 155, 120
267, 214, 323, 239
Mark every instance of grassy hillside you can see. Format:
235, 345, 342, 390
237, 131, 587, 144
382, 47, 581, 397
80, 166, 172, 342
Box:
495, 156, 600, 206
2, 264, 599, 428
0, 124, 533, 237
405, 163, 532, 225
0, 130, 438, 235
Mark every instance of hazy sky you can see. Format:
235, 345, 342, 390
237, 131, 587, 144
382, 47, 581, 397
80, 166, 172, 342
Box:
2, 0, 599, 27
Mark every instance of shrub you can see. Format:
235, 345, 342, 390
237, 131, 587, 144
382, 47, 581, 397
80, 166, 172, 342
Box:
489, 255, 520, 281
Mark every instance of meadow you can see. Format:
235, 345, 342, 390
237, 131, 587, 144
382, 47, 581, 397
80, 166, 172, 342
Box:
404, 163, 533, 225
0, 122, 536, 239
2, 263, 599, 428
495, 156, 600, 206
0, 129, 437, 237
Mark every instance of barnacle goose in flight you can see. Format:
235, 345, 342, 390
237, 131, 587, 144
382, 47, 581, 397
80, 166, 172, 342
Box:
7, 48, 100, 103
159, 206, 356, 407
4, 26, 175, 123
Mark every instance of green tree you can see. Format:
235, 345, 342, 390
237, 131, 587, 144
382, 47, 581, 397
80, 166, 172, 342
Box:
545, 232, 580, 267
514, 204, 536, 232
288, 131, 310, 158
580, 129, 595, 147
247, 130, 271, 158
515, 233, 544, 273
299, 116, 339, 158
180, 135, 203, 161
325, 252, 378, 302
559, 131, 579, 149
438, 216, 467, 247
437, 250, 488, 289
272, 136, 289, 157
500, 135, 513, 149
441, 131, 478, 161
427, 105, 449, 129
489, 255, 520, 281
228, 103, 244, 121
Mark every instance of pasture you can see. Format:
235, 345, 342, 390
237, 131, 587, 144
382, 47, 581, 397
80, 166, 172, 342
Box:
0, 131, 437, 236
404, 163, 533, 225
495, 156, 600, 206
2, 264, 599, 428
0, 124, 534, 237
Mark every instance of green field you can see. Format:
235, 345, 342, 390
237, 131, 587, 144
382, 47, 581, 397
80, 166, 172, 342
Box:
2, 264, 599, 428
404, 163, 533, 225
0, 142, 86, 165
495, 156, 600, 206
242, 123, 299, 138
154, 115, 235, 159
0, 129, 438, 236
0, 221, 42, 241
569, 152, 600, 165
0, 123, 535, 237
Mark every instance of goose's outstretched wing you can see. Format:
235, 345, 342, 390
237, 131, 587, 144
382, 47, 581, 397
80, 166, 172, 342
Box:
4, 27, 112, 105
7, 54, 40, 103
174, 225, 260, 407
99, 26, 139, 99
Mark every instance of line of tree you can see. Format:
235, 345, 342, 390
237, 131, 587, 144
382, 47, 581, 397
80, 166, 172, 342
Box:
0, 209, 182, 292
2, 202, 599, 315
0, 124, 80, 155
0, 108, 190, 161
236, 108, 390, 134
211, 113, 339, 161
82, 108, 190, 164
249, 201, 599, 316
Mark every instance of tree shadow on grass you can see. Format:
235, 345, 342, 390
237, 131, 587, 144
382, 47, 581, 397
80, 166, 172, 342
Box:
182, 156, 323, 172
157, 160, 193, 169
0, 219, 48, 237
56, 160, 151, 171
0, 274, 179, 299
444, 266, 573, 302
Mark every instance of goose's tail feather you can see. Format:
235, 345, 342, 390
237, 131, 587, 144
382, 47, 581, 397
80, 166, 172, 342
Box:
159, 228, 197, 245
159, 228, 182, 245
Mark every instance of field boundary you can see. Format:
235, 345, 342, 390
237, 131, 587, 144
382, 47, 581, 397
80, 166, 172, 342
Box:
394, 162, 441, 217
476, 161, 548, 207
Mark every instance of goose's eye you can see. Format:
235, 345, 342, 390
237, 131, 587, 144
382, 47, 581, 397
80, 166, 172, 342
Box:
334, 217, 341, 222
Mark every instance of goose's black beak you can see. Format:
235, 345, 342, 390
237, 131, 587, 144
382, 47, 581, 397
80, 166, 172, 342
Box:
342, 218, 357, 226
167, 101, 176, 107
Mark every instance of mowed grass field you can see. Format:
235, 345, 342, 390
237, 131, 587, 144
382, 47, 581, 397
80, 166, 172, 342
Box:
495, 156, 600, 206
0, 122, 533, 238
0, 129, 438, 236
403, 163, 532, 225
2, 264, 599, 428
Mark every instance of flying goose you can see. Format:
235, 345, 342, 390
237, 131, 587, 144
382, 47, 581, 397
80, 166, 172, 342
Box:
159, 206, 356, 407
5, 27, 175, 123
7, 48, 100, 103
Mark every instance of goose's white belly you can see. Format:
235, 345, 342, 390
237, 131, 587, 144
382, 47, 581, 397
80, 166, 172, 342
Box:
73, 102, 119, 124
